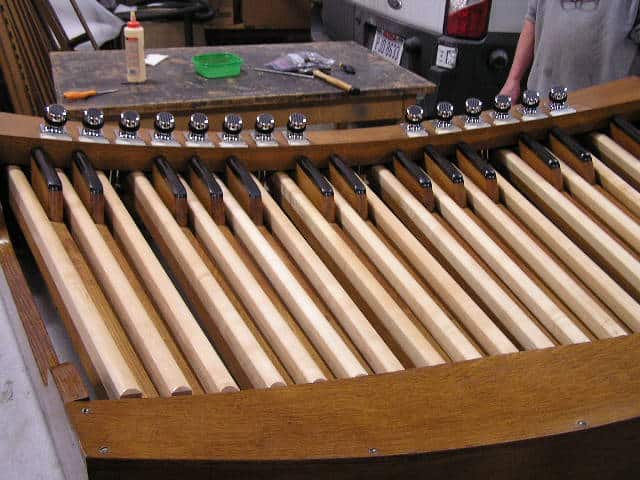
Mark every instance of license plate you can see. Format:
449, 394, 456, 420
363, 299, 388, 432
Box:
436, 44, 458, 70
372, 30, 404, 65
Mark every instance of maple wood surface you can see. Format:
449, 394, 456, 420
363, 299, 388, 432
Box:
2, 77, 640, 478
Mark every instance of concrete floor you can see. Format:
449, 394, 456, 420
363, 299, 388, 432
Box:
0, 291, 64, 480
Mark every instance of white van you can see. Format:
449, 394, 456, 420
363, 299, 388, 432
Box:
322, 0, 529, 115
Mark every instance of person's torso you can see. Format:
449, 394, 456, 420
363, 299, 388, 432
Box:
528, 0, 639, 94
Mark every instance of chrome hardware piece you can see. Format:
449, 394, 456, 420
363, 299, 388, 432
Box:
463, 97, 489, 130
494, 95, 512, 119
519, 90, 547, 121
79, 108, 108, 143
115, 110, 145, 145
433, 101, 459, 133
40, 104, 71, 140
223, 113, 242, 141
522, 90, 540, 115
285, 112, 310, 145
547, 85, 575, 116
388, 0, 402, 9
549, 86, 568, 110
252, 113, 278, 147
218, 113, 248, 148
152, 111, 179, 146
404, 104, 427, 137
493, 94, 518, 125
185, 112, 213, 147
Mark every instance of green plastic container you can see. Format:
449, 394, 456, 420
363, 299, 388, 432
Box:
192, 52, 244, 79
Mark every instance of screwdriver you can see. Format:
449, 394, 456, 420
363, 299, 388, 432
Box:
63, 88, 119, 101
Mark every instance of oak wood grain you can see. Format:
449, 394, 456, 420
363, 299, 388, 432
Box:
328, 155, 367, 219
589, 132, 640, 190
0, 201, 58, 385
497, 150, 640, 300
295, 158, 336, 222
548, 129, 596, 184
271, 172, 443, 367
373, 166, 555, 351
30, 149, 62, 222
187, 156, 225, 225
463, 172, 625, 340
68, 334, 640, 462
455, 144, 499, 202
99, 172, 237, 394
131, 172, 286, 389
518, 135, 564, 191
558, 156, 640, 256
592, 154, 640, 220
423, 148, 467, 208
365, 178, 517, 355
59, 171, 192, 397
0, 77, 639, 172
181, 176, 327, 385
71, 151, 105, 224
8, 166, 144, 399
611, 117, 640, 158
218, 173, 367, 379
226, 156, 263, 225
152, 157, 188, 227
256, 174, 403, 374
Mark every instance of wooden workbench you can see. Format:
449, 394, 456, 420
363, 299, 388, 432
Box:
50, 41, 434, 129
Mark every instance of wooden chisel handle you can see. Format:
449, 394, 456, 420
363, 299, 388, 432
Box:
312, 70, 360, 95
63, 89, 98, 100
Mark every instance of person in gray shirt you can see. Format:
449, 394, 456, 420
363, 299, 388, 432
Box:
500, 0, 640, 102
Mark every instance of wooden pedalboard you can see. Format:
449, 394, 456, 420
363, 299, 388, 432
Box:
1, 77, 640, 479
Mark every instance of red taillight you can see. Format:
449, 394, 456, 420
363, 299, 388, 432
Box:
445, 0, 492, 40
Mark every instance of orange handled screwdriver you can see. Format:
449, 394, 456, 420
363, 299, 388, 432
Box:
63, 88, 119, 101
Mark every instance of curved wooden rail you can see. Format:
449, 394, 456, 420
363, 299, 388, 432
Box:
3, 77, 640, 479
0, 77, 638, 172
67, 334, 640, 472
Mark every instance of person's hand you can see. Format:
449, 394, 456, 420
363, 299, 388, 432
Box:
498, 79, 522, 104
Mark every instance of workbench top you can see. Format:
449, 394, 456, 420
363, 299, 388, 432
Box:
51, 41, 434, 125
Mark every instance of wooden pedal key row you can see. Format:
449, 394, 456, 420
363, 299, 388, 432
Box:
271, 161, 446, 367
415, 147, 586, 345
3, 78, 640, 478
456, 145, 626, 341
178, 156, 331, 384
218, 156, 368, 379
8, 157, 145, 399
298, 155, 482, 362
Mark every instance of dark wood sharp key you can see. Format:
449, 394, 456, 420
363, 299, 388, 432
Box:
518, 133, 563, 191
387, 150, 434, 211
71, 151, 105, 224
455, 143, 499, 202
187, 156, 225, 225
295, 156, 336, 222
548, 127, 595, 184
423, 145, 466, 208
610, 115, 640, 158
225, 156, 263, 226
328, 154, 367, 219
151, 156, 188, 226
30, 148, 63, 222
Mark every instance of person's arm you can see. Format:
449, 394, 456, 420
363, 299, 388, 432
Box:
499, 18, 536, 102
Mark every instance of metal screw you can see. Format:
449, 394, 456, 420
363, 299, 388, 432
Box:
368, 447, 378, 455
577, 420, 588, 428
98, 446, 110, 455
80, 407, 92, 415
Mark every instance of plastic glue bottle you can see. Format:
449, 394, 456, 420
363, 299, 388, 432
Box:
124, 11, 146, 83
